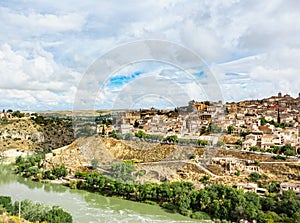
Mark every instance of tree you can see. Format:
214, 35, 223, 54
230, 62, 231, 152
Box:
111, 161, 136, 183
285, 149, 296, 156
273, 146, 281, 154
250, 146, 259, 151
124, 133, 133, 140
101, 126, 105, 135
260, 117, 267, 126
0, 196, 12, 213
12, 110, 24, 118
133, 120, 139, 128
249, 172, 261, 182
135, 130, 147, 139
91, 158, 99, 169
227, 125, 235, 134
217, 141, 224, 147
43, 206, 73, 223
282, 144, 294, 156
198, 139, 208, 146
109, 130, 117, 138
200, 126, 207, 135
52, 164, 68, 178
240, 130, 252, 138
200, 175, 210, 184
209, 124, 222, 133
268, 181, 280, 193
236, 139, 243, 146
164, 135, 179, 143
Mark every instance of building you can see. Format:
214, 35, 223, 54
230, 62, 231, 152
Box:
280, 182, 300, 197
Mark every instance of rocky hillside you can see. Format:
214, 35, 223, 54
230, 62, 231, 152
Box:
104, 138, 194, 162
41, 136, 300, 186
0, 116, 74, 152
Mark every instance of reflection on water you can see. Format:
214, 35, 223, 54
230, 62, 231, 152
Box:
0, 165, 200, 223
0, 165, 18, 184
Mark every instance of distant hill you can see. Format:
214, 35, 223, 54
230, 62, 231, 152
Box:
0, 115, 74, 152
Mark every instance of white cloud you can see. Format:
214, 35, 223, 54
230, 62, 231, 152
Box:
0, 0, 300, 109
213, 47, 300, 101
0, 43, 81, 110
0, 7, 86, 36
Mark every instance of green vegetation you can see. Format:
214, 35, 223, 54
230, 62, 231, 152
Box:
199, 175, 210, 184
200, 126, 207, 135
227, 125, 235, 134
135, 130, 147, 139
0, 196, 72, 223
91, 158, 99, 169
111, 161, 136, 183
273, 155, 286, 161
145, 134, 164, 141
209, 123, 222, 133
197, 139, 208, 146
250, 172, 262, 182
163, 135, 179, 143
15, 155, 67, 180
11, 110, 25, 118
71, 172, 300, 222
260, 117, 286, 128
240, 130, 252, 138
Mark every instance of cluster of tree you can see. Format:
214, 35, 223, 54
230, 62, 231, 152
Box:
208, 123, 222, 133
249, 144, 297, 157
71, 171, 300, 222
30, 114, 71, 127
114, 130, 210, 147
260, 117, 286, 128
15, 155, 68, 180
95, 117, 112, 126
273, 144, 296, 156
11, 110, 25, 118
0, 196, 72, 223
110, 161, 136, 183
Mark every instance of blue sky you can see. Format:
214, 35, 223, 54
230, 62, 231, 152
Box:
0, 0, 300, 110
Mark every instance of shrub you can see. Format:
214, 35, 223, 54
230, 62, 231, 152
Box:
75, 171, 88, 179
137, 170, 146, 176
191, 211, 211, 220
187, 154, 195, 159
250, 172, 261, 182
0, 196, 12, 213
52, 164, 68, 178
200, 175, 210, 184
91, 158, 99, 169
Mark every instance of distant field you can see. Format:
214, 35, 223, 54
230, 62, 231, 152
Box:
37, 109, 132, 117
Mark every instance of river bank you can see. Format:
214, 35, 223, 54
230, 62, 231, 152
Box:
0, 165, 199, 223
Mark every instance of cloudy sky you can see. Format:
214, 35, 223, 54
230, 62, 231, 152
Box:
1, 0, 300, 111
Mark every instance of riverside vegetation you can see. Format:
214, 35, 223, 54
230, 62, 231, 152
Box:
0, 195, 72, 223
15, 155, 300, 223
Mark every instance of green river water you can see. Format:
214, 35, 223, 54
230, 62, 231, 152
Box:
0, 166, 202, 223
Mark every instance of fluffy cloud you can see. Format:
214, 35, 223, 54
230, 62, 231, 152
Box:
213, 47, 300, 101
0, 0, 299, 110
0, 43, 81, 110
0, 7, 86, 37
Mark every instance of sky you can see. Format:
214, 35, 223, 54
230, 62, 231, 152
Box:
0, 0, 300, 111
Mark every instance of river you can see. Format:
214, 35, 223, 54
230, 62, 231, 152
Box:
0, 166, 201, 223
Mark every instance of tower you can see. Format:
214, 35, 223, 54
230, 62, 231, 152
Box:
277, 101, 280, 124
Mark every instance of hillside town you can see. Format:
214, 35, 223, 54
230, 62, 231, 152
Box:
97, 92, 300, 155
2, 93, 300, 223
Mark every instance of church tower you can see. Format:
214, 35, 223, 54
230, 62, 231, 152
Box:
277, 101, 280, 124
